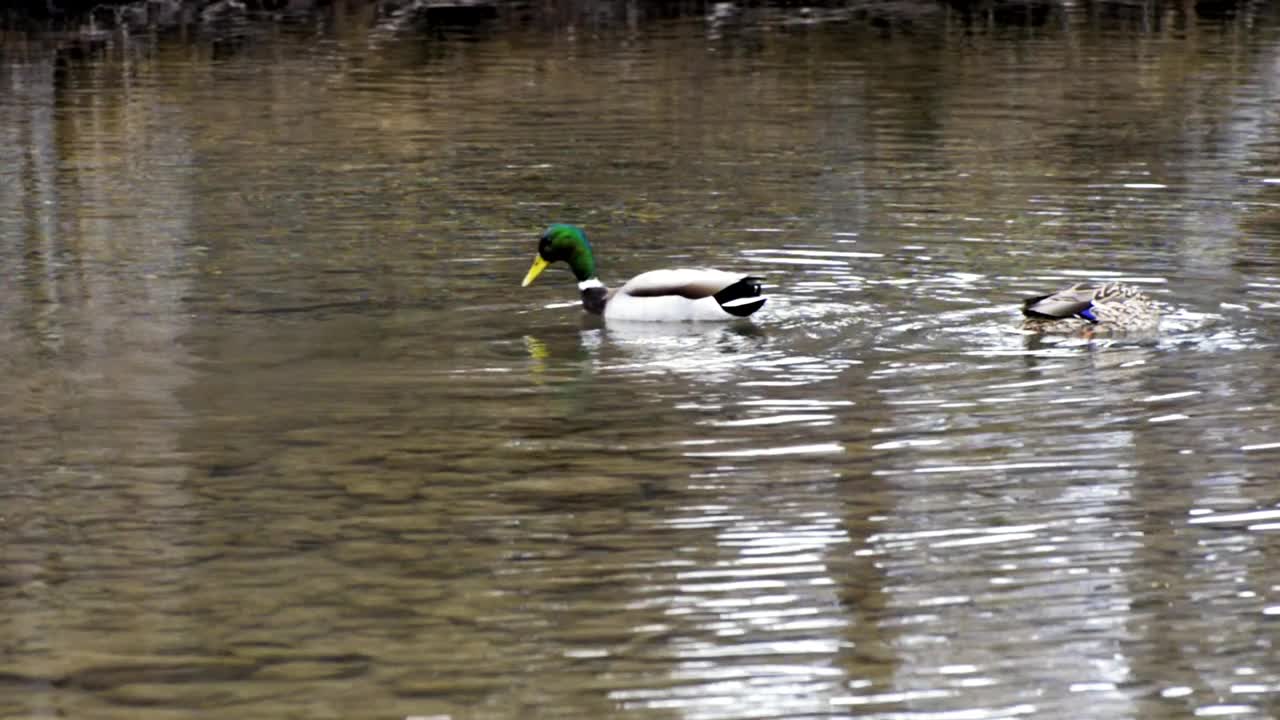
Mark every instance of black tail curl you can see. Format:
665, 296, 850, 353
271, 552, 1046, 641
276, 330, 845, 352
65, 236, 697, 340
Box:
714, 276, 767, 318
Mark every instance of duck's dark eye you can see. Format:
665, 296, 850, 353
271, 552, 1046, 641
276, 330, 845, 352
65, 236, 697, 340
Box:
538, 237, 552, 256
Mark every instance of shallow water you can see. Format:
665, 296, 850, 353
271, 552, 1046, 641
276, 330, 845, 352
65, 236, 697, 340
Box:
3, 2, 1280, 718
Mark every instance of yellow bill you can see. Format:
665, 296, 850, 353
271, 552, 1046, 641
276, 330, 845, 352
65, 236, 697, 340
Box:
522, 255, 550, 287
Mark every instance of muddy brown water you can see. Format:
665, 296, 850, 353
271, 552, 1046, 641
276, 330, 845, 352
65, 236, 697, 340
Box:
2, 4, 1280, 719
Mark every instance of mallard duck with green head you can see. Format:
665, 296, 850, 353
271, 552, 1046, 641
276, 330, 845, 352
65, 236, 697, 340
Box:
521, 224, 767, 322
1021, 282, 1159, 334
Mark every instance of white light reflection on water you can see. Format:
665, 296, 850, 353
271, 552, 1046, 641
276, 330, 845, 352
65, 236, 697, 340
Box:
615, 502, 854, 719
858, 342, 1148, 718
683, 443, 844, 459
1188, 508, 1280, 526
596, 321, 857, 387
712, 413, 835, 427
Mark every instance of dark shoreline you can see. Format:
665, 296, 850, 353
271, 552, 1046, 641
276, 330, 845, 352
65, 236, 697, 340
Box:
3, 0, 1264, 30
1, 0, 1271, 46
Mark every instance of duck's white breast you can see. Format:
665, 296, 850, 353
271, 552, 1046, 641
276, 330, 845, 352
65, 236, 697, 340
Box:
604, 293, 731, 322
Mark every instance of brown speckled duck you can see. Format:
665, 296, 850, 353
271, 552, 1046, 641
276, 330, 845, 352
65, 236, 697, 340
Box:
1021, 282, 1159, 334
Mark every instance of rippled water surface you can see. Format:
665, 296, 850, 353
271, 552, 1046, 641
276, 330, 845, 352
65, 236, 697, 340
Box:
4, 2, 1280, 718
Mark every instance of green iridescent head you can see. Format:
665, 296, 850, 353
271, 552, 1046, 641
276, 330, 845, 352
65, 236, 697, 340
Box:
521, 224, 597, 286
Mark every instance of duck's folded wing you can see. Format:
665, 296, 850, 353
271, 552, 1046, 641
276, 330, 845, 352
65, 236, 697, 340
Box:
619, 269, 751, 299
1021, 285, 1095, 319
